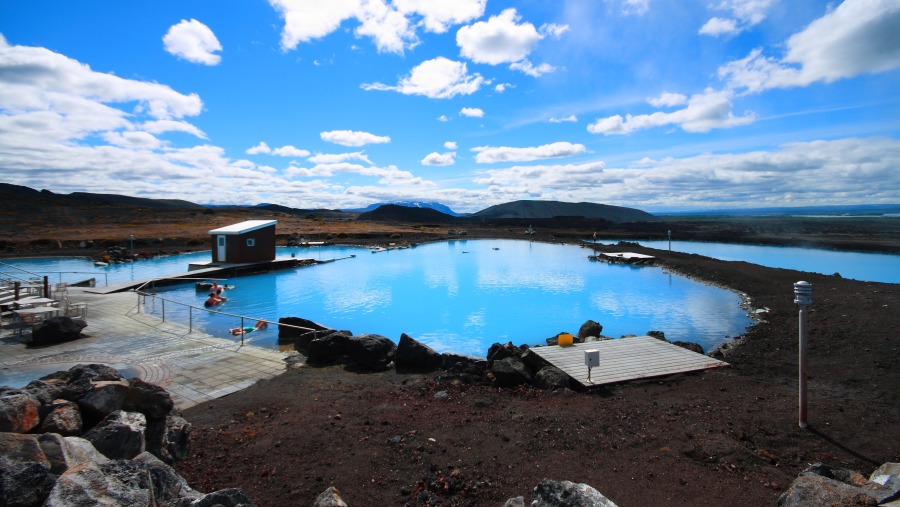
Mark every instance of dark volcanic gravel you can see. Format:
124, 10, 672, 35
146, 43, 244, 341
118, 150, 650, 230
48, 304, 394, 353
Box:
176, 245, 899, 506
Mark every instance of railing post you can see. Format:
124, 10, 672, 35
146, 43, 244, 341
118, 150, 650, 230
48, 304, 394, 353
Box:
162, 299, 165, 322
240, 317, 245, 345
189, 307, 193, 333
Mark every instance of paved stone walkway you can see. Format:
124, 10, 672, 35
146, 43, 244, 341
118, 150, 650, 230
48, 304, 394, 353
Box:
0, 287, 289, 410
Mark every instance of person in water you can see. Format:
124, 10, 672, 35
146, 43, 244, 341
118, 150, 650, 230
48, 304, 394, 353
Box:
204, 292, 227, 306
230, 320, 267, 336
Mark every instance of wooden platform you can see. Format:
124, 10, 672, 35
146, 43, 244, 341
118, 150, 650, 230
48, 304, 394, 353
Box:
531, 335, 728, 387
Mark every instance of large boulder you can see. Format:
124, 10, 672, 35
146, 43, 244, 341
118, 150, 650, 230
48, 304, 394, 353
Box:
306, 331, 352, 366
82, 410, 146, 460
145, 413, 191, 464
0, 388, 41, 433
533, 366, 570, 390
313, 486, 349, 507
441, 353, 487, 376
343, 334, 396, 371
532, 479, 619, 507
30, 317, 87, 346
395, 333, 442, 372
487, 342, 522, 364
0, 433, 51, 468
278, 317, 332, 350
73, 379, 130, 424
0, 461, 56, 507
491, 356, 533, 388
38, 400, 83, 436
577, 320, 603, 341
778, 462, 898, 506
186, 488, 256, 506
37, 434, 108, 475
21, 379, 67, 406
123, 378, 174, 419
44, 461, 151, 507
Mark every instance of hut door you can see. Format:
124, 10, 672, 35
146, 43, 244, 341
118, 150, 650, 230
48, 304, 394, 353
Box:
217, 235, 227, 262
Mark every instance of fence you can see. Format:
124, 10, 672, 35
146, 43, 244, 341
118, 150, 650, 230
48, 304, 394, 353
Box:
134, 278, 317, 346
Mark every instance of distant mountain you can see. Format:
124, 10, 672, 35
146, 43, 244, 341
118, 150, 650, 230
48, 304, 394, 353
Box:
345, 201, 460, 216
356, 204, 457, 223
472, 200, 656, 223
0, 184, 202, 209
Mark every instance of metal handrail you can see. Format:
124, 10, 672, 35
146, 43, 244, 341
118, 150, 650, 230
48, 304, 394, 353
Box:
134, 286, 318, 346
1, 267, 107, 287
0, 261, 43, 278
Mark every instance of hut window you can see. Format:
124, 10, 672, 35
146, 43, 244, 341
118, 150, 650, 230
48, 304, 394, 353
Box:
246, 238, 255, 247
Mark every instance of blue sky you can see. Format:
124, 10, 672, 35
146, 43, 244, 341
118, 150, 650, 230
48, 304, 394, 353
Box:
1, 0, 898, 213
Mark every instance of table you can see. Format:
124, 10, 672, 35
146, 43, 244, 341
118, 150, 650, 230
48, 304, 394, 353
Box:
14, 306, 61, 332
14, 297, 58, 307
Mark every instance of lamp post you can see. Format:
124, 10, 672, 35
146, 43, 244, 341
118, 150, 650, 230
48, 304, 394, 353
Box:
794, 281, 812, 428
668, 230, 672, 252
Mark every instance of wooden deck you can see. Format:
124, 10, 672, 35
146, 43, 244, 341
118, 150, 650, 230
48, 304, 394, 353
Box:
531, 335, 728, 387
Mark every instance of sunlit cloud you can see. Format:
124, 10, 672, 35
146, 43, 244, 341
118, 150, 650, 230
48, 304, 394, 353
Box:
163, 19, 222, 65
473, 142, 586, 163
361, 57, 484, 98
320, 129, 391, 147
456, 8, 564, 76
460, 107, 484, 118
699, 0, 775, 37
719, 0, 900, 93
548, 115, 578, 123
421, 151, 456, 166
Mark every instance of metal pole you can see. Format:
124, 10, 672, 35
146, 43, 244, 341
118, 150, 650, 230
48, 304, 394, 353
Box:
189, 307, 193, 333
668, 230, 672, 252
162, 299, 165, 322
794, 281, 812, 428
240, 317, 245, 345
43, 276, 49, 298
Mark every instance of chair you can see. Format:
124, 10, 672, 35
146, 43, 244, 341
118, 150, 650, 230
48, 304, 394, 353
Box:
64, 296, 87, 319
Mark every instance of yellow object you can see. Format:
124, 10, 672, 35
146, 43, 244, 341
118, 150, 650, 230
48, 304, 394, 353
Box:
557, 333, 574, 346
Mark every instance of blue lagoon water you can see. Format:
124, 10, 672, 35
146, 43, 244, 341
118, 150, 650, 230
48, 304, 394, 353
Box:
21, 240, 749, 357
601, 240, 899, 284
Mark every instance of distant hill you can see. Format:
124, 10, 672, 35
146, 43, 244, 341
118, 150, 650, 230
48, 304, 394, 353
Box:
472, 200, 656, 223
345, 201, 460, 216
0, 184, 202, 209
659, 204, 900, 217
356, 204, 457, 223
253, 203, 349, 218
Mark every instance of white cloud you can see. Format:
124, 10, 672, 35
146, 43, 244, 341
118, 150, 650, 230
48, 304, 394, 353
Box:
468, 138, 900, 210
720, 0, 900, 93
509, 60, 557, 77
421, 151, 456, 166
699, 0, 774, 37
460, 107, 484, 118
393, 0, 486, 34
699, 17, 739, 37
444, 141, 458, 150
588, 88, 755, 135
285, 162, 431, 186
539, 23, 570, 38
141, 120, 207, 139
361, 57, 484, 99
162, 19, 222, 65
307, 151, 372, 164
272, 145, 311, 157
320, 129, 391, 147
456, 8, 541, 65
269, 0, 361, 51
647, 91, 688, 108
268, 0, 485, 54
494, 83, 512, 93
354, 0, 418, 54
0, 38, 202, 121
473, 141, 587, 163
244, 142, 310, 157
437, 115, 449, 122
548, 115, 578, 123
246, 142, 271, 155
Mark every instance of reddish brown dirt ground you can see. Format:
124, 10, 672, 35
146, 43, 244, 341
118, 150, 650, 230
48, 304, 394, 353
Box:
174, 245, 899, 506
